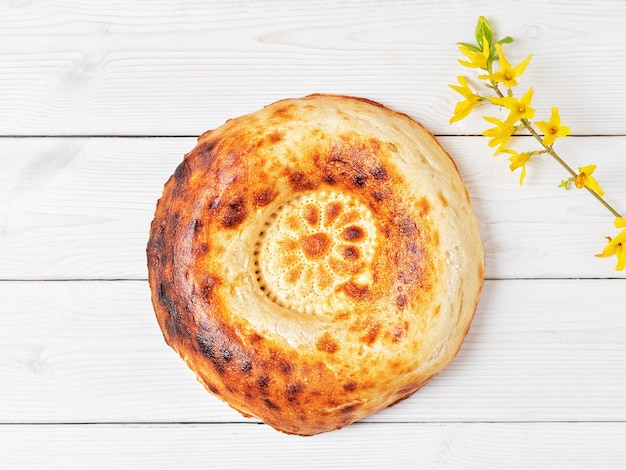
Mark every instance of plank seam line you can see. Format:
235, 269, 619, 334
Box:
1, 134, 626, 139
0, 135, 200, 139
0, 277, 624, 282
1, 420, 625, 426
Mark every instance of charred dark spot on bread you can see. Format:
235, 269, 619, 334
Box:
392, 325, 405, 342
199, 275, 219, 303
198, 139, 216, 161
342, 282, 369, 300
262, 397, 280, 410
279, 361, 294, 375
342, 245, 360, 261
316, 333, 339, 354
196, 332, 224, 374
371, 191, 385, 202
288, 170, 317, 191
257, 375, 271, 389
174, 160, 191, 184
325, 135, 385, 192
353, 172, 367, 187
324, 202, 342, 225
249, 333, 264, 344
268, 131, 283, 143
157, 282, 189, 339
369, 165, 388, 180
361, 322, 382, 346
221, 196, 247, 228
285, 383, 304, 402
341, 225, 365, 242
253, 188, 277, 207
398, 217, 419, 236
241, 360, 252, 374
342, 381, 358, 392
303, 203, 320, 225
195, 242, 210, 255
221, 347, 233, 362
339, 402, 360, 415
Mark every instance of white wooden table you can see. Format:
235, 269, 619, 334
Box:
1, 1, 625, 468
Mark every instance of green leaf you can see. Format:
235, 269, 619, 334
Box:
486, 55, 495, 74
457, 41, 481, 53
490, 44, 498, 61
559, 179, 573, 190
475, 16, 493, 46
497, 36, 514, 45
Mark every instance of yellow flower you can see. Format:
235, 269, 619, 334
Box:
458, 36, 490, 70
536, 107, 571, 146
596, 217, 626, 271
482, 116, 517, 154
479, 43, 532, 87
505, 148, 532, 185
449, 76, 481, 123
575, 164, 604, 196
490, 87, 535, 124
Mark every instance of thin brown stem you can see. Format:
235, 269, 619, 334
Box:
492, 85, 623, 219
519, 118, 623, 218
519, 118, 576, 178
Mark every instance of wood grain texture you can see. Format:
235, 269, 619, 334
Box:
2, 1, 626, 466
0, 0, 624, 136
1, 279, 624, 424
2, 422, 626, 470
1, 136, 624, 280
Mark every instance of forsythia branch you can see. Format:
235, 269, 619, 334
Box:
449, 16, 625, 271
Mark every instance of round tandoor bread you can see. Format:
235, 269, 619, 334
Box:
147, 94, 484, 436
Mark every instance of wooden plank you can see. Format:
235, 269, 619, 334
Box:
2, 422, 625, 470
0, 137, 193, 280
1, 279, 624, 424
0, 1, 625, 135
1, 2, 623, 466
0, 137, 624, 280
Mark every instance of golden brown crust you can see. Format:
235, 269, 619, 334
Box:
147, 94, 484, 435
